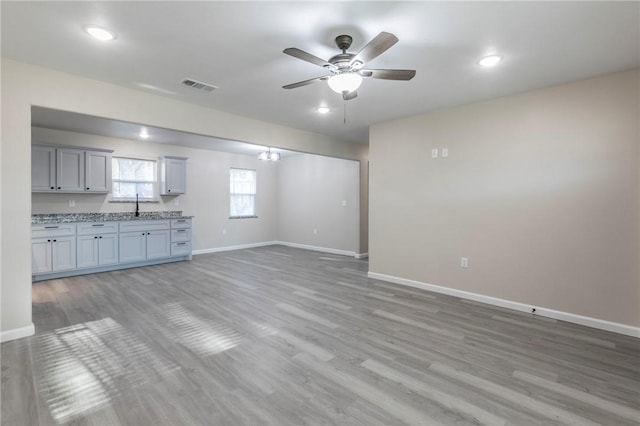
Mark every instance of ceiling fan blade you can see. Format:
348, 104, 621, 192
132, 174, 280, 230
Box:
283, 48, 332, 68
343, 91, 358, 101
349, 32, 399, 66
360, 69, 416, 80
282, 75, 329, 90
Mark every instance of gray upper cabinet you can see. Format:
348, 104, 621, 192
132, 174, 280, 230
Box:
32, 145, 57, 191
85, 150, 112, 193
57, 148, 85, 191
160, 156, 187, 195
32, 144, 113, 193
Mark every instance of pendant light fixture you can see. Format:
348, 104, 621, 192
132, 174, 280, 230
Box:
258, 147, 280, 161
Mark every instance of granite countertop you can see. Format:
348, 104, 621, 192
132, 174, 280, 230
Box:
32, 211, 194, 224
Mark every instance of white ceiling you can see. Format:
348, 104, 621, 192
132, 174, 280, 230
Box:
3, 1, 639, 145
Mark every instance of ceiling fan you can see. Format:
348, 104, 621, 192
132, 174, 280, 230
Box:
282, 32, 416, 101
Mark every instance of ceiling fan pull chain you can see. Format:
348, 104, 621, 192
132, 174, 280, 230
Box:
344, 102, 347, 125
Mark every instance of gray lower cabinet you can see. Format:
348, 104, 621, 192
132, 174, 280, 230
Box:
119, 220, 171, 263
32, 223, 77, 274
77, 222, 119, 268
77, 234, 119, 268
170, 218, 192, 256
32, 218, 191, 280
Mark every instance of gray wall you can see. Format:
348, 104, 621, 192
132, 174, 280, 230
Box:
369, 69, 639, 327
277, 154, 360, 254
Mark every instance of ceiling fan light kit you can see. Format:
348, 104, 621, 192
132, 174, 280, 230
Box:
283, 31, 416, 101
328, 73, 363, 94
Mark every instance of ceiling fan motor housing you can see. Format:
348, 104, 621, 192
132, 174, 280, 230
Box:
335, 34, 353, 51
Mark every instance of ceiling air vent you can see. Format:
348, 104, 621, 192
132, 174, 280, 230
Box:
181, 78, 217, 92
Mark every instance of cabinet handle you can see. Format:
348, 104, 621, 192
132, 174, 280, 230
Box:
177, 242, 186, 246
86, 187, 90, 190
99, 236, 102, 239
44, 226, 59, 229
50, 186, 54, 190
94, 236, 98, 239
57, 187, 61, 189
177, 229, 186, 232
168, 189, 171, 192
142, 233, 145, 235
47, 239, 51, 242
91, 224, 104, 227
53, 239, 57, 242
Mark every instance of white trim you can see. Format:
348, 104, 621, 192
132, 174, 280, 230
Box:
355, 252, 369, 259
1, 323, 35, 342
274, 241, 355, 257
193, 241, 362, 259
192, 241, 277, 255
368, 271, 640, 338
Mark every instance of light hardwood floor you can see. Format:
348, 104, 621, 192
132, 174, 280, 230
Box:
2, 245, 639, 425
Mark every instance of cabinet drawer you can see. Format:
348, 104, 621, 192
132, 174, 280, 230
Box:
77, 222, 118, 235
32, 223, 76, 238
171, 228, 191, 242
119, 220, 170, 233
171, 241, 191, 256
171, 218, 191, 229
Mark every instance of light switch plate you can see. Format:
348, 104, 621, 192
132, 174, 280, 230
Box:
431, 148, 439, 159
441, 148, 449, 158
341, 200, 347, 207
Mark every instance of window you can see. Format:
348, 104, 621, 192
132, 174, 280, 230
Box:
230, 168, 256, 218
112, 157, 157, 200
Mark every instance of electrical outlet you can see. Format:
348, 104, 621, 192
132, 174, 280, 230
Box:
173, 198, 179, 206
313, 228, 318, 235
441, 148, 449, 158
68, 200, 75, 207
431, 148, 439, 159
341, 200, 347, 207
461, 257, 469, 268
222, 228, 227, 235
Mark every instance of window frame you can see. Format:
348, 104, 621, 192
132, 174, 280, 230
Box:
229, 167, 257, 219
111, 156, 158, 202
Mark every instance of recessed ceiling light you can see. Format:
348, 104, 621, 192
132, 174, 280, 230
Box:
139, 128, 149, 139
478, 55, 503, 67
316, 106, 330, 114
83, 25, 115, 41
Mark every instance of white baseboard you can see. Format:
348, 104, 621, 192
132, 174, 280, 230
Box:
1, 323, 35, 343
193, 241, 362, 259
274, 241, 355, 257
193, 241, 278, 255
368, 271, 640, 338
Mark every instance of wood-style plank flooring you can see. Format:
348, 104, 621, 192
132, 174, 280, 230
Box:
2, 245, 639, 425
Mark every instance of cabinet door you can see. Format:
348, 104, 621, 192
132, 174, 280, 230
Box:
77, 235, 99, 269
147, 230, 171, 259
98, 234, 119, 265
119, 232, 147, 263
32, 238, 53, 274
57, 148, 85, 192
32, 146, 57, 192
52, 236, 77, 271
162, 158, 186, 194
85, 151, 112, 193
